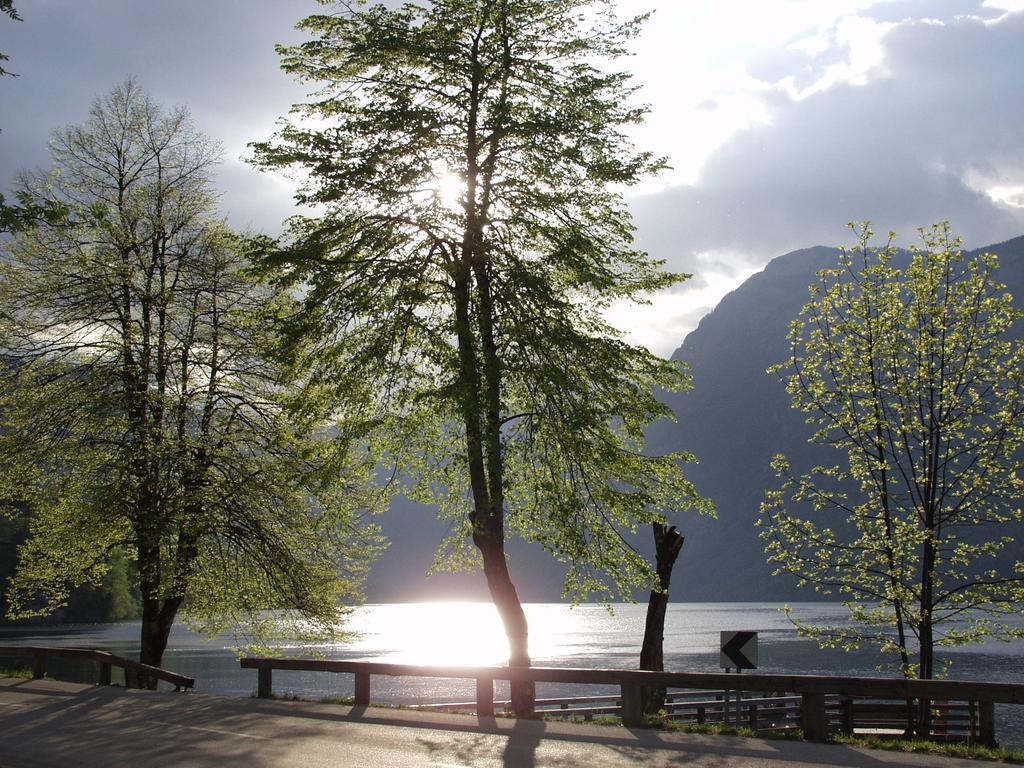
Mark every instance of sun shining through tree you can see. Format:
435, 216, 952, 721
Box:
252, 0, 711, 715
433, 169, 466, 213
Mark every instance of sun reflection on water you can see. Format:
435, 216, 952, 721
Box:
342, 602, 589, 666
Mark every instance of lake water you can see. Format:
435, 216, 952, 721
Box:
3, 602, 1023, 747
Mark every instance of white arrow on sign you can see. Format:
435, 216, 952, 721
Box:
720, 631, 758, 669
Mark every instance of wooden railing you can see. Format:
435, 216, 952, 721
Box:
240, 657, 1024, 745
416, 690, 804, 729
0, 645, 195, 691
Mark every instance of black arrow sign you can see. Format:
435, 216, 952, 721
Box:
720, 631, 757, 669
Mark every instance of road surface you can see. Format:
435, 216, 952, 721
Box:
0, 677, 984, 767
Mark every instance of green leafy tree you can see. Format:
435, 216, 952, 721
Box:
0, 81, 383, 677
761, 223, 1024, 697
252, 0, 709, 713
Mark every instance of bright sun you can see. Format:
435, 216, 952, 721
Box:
433, 171, 465, 212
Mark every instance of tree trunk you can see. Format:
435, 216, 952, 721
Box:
640, 524, 684, 715
452, 262, 535, 715
137, 599, 178, 689
917, 533, 936, 736
135, 538, 185, 689
454, 14, 534, 716
478, 535, 534, 714
475, 260, 534, 715
136, 543, 166, 688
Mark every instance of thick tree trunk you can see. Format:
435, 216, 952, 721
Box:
473, 261, 533, 714
452, 263, 535, 715
640, 523, 684, 715
137, 599, 177, 689
135, 542, 179, 688
135, 535, 187, 689
478, 535, 534, 714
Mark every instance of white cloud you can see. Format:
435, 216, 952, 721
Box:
615, 6, 1024, 356
982, 185, 1024, 209
982, 0, 1024, 13
795, 15, 896, 96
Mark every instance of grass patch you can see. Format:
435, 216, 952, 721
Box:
639, 712, 802, 741
554, 711, 1024, 763
0, 665, 33, 679
829, 733, 1024, 764
546, 711, 802, 741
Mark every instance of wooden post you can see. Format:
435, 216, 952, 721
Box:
257, 667, 272, 698
978, 700, 996, 747
800, 692, 827, 741
32, 652, 45, 680
621, 684, 643, 727
98, 662, 112, 686
841, 695, 854, 734
476, 677, 494, 717
354, 671, 370, 706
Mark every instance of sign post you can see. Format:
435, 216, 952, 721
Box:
720, 631, 757, 725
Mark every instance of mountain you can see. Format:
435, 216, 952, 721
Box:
649, 234, 1024, 601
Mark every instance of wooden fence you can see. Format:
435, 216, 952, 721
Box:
240, 657, 1024, 746
0, 645, 194, 691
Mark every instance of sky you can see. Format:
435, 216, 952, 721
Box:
2, 0, 1023, 356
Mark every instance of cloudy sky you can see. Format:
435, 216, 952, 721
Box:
2, 0, 1023, 355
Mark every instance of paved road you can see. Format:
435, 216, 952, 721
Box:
0, 677, 984, 767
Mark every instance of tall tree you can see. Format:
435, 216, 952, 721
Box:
761, 223, 1024, 704
0, 81, 383, 677
253, 0, 709, 714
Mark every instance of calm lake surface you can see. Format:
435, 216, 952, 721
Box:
3, 602, 1023, 746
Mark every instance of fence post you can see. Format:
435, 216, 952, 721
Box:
841, 695, 854, 734
98, 661, 112, 686
257, 667, 272, 698
476, 677, 494, 716
800, 692, 827, 741
32, 652, 45, 680
621, 684, 643, 727
978, 701, 996, 747
354, 671, 370, 706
